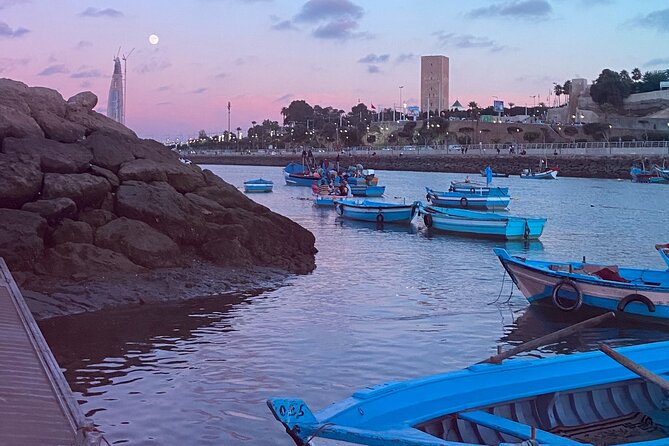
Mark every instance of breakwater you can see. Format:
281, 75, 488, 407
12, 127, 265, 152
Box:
188, 153, 668, 179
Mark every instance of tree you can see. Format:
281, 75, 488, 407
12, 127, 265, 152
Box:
590, 69, 630, 108
554, 84, 563, 106
639, 70, 669, 93
198, 129, 208, 140
631, 67, 642, 81
468, 101, 479, 110
282, 100, 314, 126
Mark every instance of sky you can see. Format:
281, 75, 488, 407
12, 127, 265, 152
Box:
1, 0, 668, 140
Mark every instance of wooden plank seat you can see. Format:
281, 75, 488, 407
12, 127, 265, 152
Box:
458, 410, 585, 445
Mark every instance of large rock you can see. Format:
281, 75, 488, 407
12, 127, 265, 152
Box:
23, 87, 86, 143
90, 165, 120, 188
118, 158, 205, 193
3, 136, 92, 173
78, 209, 116, 228
0, 209, 47, 271
65, 105, 137, 139
0, 152, 43, 208
0, 78, 31, 114
42, 173, 111, 208
51, 219, 94, 245
84, 130, 136, 172
67, 91, 97, 110
115, 181, 207, 244
0, 104, 44, 140
95, 217, 182, 268
35, 242, 145, 279
21, 197, 77, 222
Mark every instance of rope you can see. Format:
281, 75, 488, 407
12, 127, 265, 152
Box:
487, 269, 516, 305
77, 425, 112, 446
304, 422, 335, 444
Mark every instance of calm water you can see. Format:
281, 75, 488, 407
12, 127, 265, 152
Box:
40, 165, 669, 445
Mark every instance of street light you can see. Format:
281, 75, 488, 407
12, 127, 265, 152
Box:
399, 86, 404, 120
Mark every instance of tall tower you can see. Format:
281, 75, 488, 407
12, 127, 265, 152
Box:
107, 57, 124, 124
421, 55, 449, 115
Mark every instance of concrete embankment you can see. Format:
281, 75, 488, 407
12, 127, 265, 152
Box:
189, 153, 668, 179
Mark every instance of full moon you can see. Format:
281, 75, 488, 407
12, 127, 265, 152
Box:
149, 34, 159, 45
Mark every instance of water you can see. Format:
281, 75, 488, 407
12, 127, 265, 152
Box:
39, 165, 669, 445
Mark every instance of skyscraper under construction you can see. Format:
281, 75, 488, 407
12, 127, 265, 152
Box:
107, 57, 124, 124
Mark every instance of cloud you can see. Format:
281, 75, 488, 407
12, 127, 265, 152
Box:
215, 72, 227, 79
192, 87, 208, 94
79, 80, 92, 88
0, 56, 29, 73
272, 19, 295, 30
434, 32, 505, 52
274, 93, 294, 103
644, 57, 669, 67
514, 74, 552, 83
135, 59, 172, 74
75, 40, 93, 49
0, 21, 29, 37
71, 68, 103, 78
79, 7, 123, 18
630, 8, 669, 33
294, 0, 363, 23
157, 85, 171, 91
0, 0, 28, 10
367, 65, 380, 74
312, 19, 367, 40
358, 53, 389, 64
395, 53, 416, 64
466, 0, 552, 20
37, 64, 69, 76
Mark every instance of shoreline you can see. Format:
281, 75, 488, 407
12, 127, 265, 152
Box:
189, 153, 668, 180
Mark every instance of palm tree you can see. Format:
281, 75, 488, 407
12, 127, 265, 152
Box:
553, 84, 563, 106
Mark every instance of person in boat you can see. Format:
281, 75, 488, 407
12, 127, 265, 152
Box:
338, 180, 348, 196
307, 149, 314, 168
464, 175, 471, 183
318, 178, 330, 196
301, 149, 308, 167
311, 181, 319, 195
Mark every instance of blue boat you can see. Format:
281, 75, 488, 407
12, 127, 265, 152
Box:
495, 248, 669, 318
420, 205, 546, 240
314, 194, 347, 207
284, 162, 321, 186
657, 243, 669, 268
449, 181, 510, 196
425, 187, 510, 211
349, 184, 386, 197
268, 340, 669, 445
520, 167, 559, 179
243, 178, 273, 193
480, 169, 509, 178
336, 199, 419, 224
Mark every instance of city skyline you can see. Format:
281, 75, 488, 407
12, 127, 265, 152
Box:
1, 0, 667, 140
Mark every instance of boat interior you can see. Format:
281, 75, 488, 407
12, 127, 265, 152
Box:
416, 377, 669, 445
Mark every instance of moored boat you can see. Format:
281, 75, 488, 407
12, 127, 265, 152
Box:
349, 184, 386, 197
520, 167, 559, 179
420, 205, 546, 240
268, 340, 669, 445
314, 194, 348, 207
494, 248, 669, 318
449, 181, 510, 196
630, 166, 664, 183
425, 187, 510, 211
243, 178, 273, 193
480, 168, 509, 178
283, 162, 320, 186
336, 199, 419, 224
656, 243, 669, 268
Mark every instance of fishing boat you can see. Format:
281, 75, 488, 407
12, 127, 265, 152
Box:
425, 187, 510, 211
268, 339, 669, 446
420, 205, 546, 240
349, 184, 386, 197
630, 166, 664, 183
656, 243, 669, 268
520, 167, 559, 179
283, 162, 320, 186
449, 181, 510, 196
480, 169, 509, 178
314, 194, 348, 207
336, 199, 419, 224
494, 248, 669, 318
243, 178, 273, 193
652, 165, 669, 182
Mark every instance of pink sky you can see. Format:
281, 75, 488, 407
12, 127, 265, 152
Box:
1, 0, 667, 140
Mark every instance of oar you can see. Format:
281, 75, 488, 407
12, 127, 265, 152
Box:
480, 312, 615, 364
599, 344, 669, 393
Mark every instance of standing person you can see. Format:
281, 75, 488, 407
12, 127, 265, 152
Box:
301, 149, 308, 167
307, 149, 314, 169
335, 153, 340, 173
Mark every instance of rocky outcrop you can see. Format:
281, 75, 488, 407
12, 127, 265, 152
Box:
0, 78, 316, 316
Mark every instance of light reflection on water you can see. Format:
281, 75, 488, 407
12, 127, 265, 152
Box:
40, 165, 669, 445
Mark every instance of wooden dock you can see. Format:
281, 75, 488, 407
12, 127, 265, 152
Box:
0, 258, 100, 446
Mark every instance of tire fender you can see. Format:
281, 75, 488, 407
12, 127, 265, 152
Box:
617, 293, 656, 313
424, 213, 433, 228
551, 279, 583, 311
460, 197, 468, 208
376, 213, 384, 223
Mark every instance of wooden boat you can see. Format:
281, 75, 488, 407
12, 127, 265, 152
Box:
336, 199, 419, 224
283, 162, 320, 186
425, 187, 510, 211
520, 167, 559, 179
652, 165, 669, 183
420, 205, 546, 240
656, 243, 669, 268
243, 178, 273, 193
349, 184, 386, 197
449, 181, 510, 196
268, 339, 669, 446
630, 166, 664, 183
314, 194, 347, 207
494, 248, 669, 318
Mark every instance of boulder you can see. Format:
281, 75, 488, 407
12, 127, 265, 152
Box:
3, 136, 92, 173
0, 152, 43, 208
65, 106, 137, 139
67, 91, 97, 110
115, 181, 207, 244
35, 242, 145, 279
51, 219, 94, 245
95, 217, 182, 268
132, 138, 180, 163
0, 78, 31, 115
117, 158, 168, 183
42, 173, 111, 208
0, 209, 47, 271
21, 197, 77, 222
0, 104, 44, 140
84, 130, 136, 172
78, 209, 116, 228
90, 165, 120, 188
31, 110, 87, 143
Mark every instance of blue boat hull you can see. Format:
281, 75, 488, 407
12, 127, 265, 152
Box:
314, 195, 347, 207
268, 341, 669, 445
495, 248, 669, 319
422, 207, 546, 240
426, 188, 510, 211
350, 185, 386, 197
283, 162, 320, 186
520, 169, 559, 179
336, 200, 418, 223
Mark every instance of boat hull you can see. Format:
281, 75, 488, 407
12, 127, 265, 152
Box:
423, 207, 545, 240
268, 341, 669, 446
495, 248, 669, 319
426, 189, 510, 210
349, 185, 386, 197
244, 179, 273, 193
336, 200, 418, 223
314, 195, 347, 207
520, 169, 559, 179
283, 162, 320, 186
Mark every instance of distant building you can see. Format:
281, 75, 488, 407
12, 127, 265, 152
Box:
450, 99, 465, 112
107, 57, 124, 124
421, 55, 449, 114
